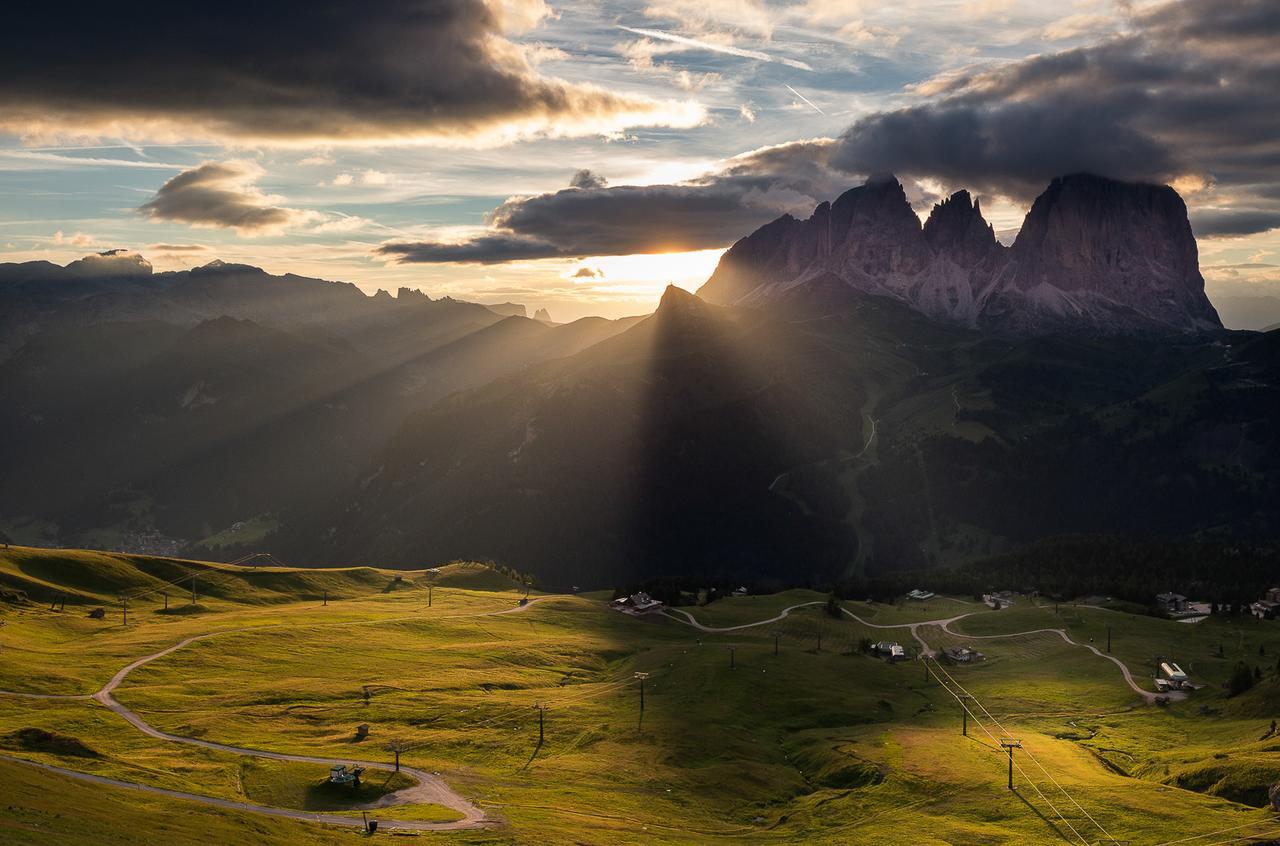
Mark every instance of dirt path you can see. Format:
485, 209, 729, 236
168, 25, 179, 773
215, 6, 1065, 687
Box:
935, 619, 1177, 703
665, 600, 1166, 701
839, 607, 973, 656
0, 595, 553, 830
664, 602, 823, 632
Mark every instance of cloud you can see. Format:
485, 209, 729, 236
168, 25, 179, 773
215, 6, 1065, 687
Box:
572, 266, 603, 278
147, 244, 209, 252
328, 169, 392, 188
570, 170, 608, 190
51, 231, 99, 248
0, 0, 703, 146
138, 161, 308, 234
828, 0, 1280, 235
1191, 210, 1280, 238
376, 138, 844, 264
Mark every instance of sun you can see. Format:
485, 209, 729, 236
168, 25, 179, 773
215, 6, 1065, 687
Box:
572, 248, 727, 296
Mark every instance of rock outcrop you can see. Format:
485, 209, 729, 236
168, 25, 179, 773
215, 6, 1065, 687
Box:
698, 173, 1221, 334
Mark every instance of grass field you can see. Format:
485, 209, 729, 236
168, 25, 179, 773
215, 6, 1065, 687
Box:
2, 546, 1279, 845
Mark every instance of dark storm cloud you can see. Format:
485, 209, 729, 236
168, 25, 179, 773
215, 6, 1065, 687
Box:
829, 0, 1280, 234
570, 170, 609, 190
1190, 211, 1280, 238
139, 162, 304, 234
0, 1, 699, 145
378, 139, 843, 263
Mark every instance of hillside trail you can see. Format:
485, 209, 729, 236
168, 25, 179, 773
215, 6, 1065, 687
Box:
0, 594, 554, 830
667, 600, 1168, 701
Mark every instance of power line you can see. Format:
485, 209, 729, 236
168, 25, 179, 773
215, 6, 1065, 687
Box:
925, 660, 1093, 845
928, 658, 1118, 845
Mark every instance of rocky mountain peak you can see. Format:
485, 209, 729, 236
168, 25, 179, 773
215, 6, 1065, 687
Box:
698, 173, 1221, 335
923, 190, 1002, 269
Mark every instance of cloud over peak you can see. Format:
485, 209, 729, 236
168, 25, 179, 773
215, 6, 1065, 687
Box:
0, 0, 703, 146
829, 0, 1280, 234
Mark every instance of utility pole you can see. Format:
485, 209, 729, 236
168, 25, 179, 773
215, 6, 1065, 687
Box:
428, 584, 433, 607
924, 655, 931, 683
634, 671, 649, 719
774, 634, 779, 656
959, 694, 973, 736
323, 590, 328, 606
1106, 626, 1112, 654
122, 595, 128, 625
163, 592, 168, 611
816, 631, 822, 652
730, 646, 736, 669
533, 703, 546, 746
1000, 738, 1022, 790
191, 574, 197, 605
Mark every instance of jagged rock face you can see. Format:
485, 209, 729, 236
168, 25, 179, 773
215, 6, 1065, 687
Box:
988, 175, 1220, 332
698, 173, 1221, 334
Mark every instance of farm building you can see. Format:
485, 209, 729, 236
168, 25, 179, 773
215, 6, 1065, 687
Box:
1155, 592, 1188, 613
906, 589, 935, 601
945, 646, 984, 663
874, 641, 907, 661
610, 592, 664, 615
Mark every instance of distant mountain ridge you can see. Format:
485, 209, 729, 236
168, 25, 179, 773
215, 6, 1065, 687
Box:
698, 173, 1222, 334
0, 254, 636, 554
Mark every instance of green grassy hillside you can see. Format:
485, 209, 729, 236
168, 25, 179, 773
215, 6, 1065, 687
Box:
2, 547, 1280, 845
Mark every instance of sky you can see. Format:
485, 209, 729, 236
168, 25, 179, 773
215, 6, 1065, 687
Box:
0, 0, 1276, 321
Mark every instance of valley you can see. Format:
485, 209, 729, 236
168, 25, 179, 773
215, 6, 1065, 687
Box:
2, 547, 1278, 844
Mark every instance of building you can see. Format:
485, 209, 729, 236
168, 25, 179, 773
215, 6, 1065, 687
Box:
1155, 593, 1188, 613
1252, 599, 1279, 620
732, 586, 749, 597
1267, 587, 1280, 604
874, 641, 906, 661
945, 646, 984, 663
1159, 661, 1189, 689
906, 589, 935, 601
610, 591, 664, 615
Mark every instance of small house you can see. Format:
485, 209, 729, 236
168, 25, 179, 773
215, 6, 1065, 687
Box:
355, 723, 369, 739
87, 607, 105, 619
946, 646, 984, 663
906, 589, 935, 601
874, 641, 906, 661
1155, 592, 1188, 613
1266, 587, 1280, 604
732, 586, 749, 597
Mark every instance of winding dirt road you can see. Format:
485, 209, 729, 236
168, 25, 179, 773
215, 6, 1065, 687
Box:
666, 599, 1166, 701
0, 596, 554, 830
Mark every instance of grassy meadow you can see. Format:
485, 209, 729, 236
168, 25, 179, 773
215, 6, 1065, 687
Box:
1, 546, 1279, 844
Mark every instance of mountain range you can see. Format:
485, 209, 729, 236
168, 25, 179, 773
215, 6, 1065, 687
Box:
699, 173, 1221, 334
0, 173, 1275, 586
